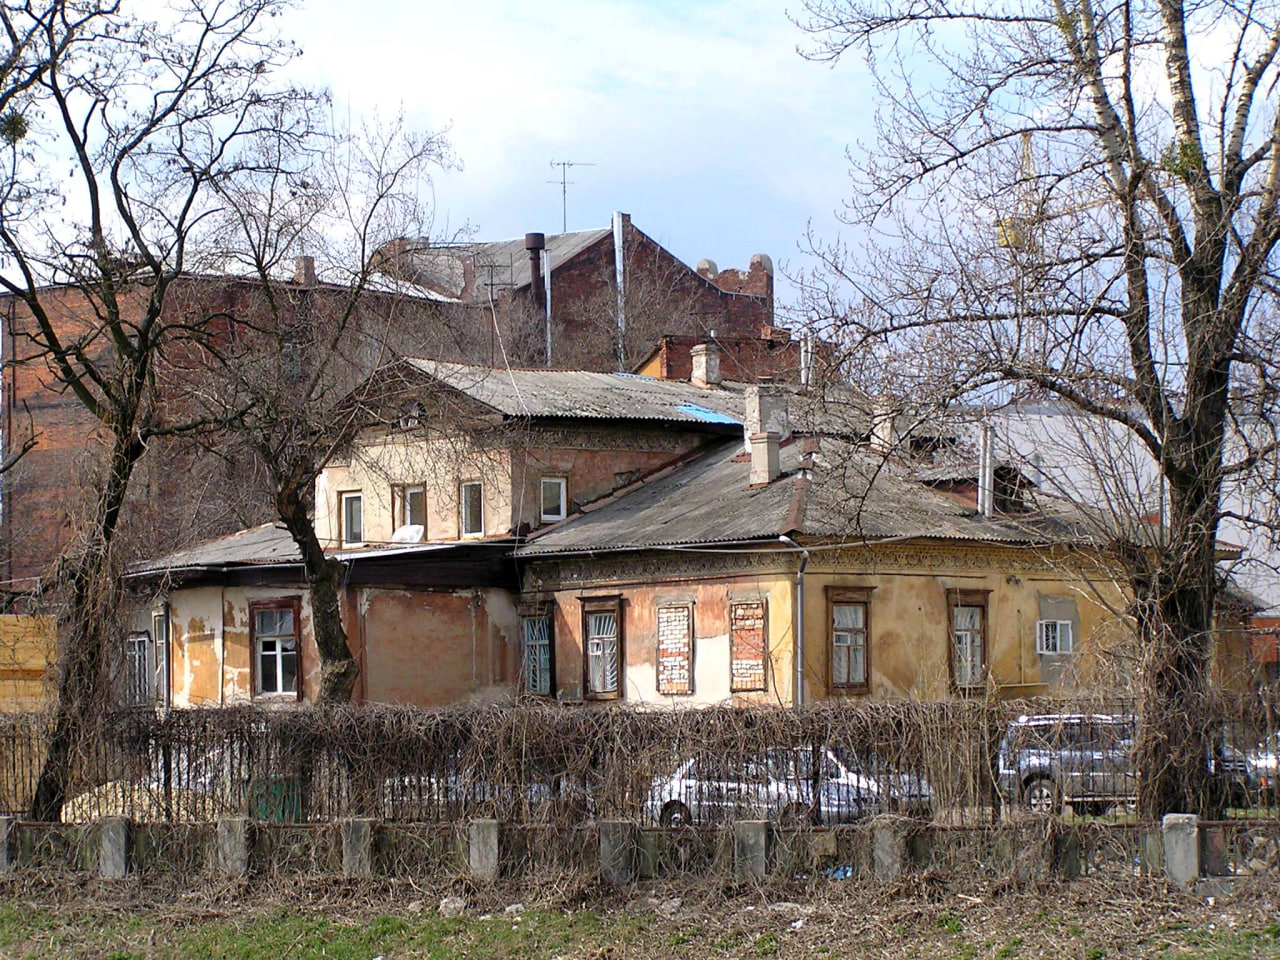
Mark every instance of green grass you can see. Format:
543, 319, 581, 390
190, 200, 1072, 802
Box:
1, 896, 1279, 959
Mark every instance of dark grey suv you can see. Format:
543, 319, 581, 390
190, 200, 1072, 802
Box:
997, 714, 1136, 815
997, 713, 1259, 815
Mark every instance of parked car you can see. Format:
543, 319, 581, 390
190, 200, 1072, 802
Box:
1248, 731, 1279, 800
830, 748, 934, 818
644, 747, 886, 827
996, 713, 1258, 815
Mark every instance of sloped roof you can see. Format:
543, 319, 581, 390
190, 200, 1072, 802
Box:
517, 438, 1098, 557
401, 359, 747, 425
397, 229, 611, 295
131, 523, 302, 575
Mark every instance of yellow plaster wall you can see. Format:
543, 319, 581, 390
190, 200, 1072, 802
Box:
315, 437, 514, 547
801, 546, 1131, 700
165, 586, 313, 707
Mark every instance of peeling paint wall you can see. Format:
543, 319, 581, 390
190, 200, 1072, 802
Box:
160, 582, 520, 708
541, 574, 795, 707
359, 586, 521, 706
801, 546, 1132, 700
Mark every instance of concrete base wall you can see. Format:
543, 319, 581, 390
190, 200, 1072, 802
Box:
0, 816, 1273, 885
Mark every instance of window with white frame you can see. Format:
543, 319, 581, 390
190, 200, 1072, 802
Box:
951, 599, 986, 689
123, 631, 152, 705
340, 491, 363, 546
394, 484, 426, 530
521, 615, 553, 695
460, 481, 484, 537
253, 600, 299, 697
584, 601, 621, 697
540, 476, 567, 523
1035, 619, 1074, 654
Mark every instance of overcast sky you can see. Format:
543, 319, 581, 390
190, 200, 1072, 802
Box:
285, 0, 869, 306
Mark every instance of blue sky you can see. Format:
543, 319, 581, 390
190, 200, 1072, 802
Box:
286, 0, 870, 307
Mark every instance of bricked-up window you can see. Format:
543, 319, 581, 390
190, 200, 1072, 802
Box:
583, 599, 622, 698
948, 589, 989, 691
339, 491, 363, 546
656, 604, 694, 695
460, 481, 483, 537
729, 600, 768, 692
522, 615, 553, 695
251, 598, 301, 699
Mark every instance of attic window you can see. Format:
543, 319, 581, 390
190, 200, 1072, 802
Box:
340, 492, 363, 547
460, 481, 484, 538
540, 477, 567, 523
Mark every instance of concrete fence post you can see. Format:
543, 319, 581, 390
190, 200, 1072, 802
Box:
341, 818, 375, 879
872, 816, 907, 881
1163, 813, 1200, 887
98, 817, 129, 880
734, 820, 769, 880
598, 820, 637, 884
0, 817, 12, 875
469, 819, 500, 881
217, 817, 249, 877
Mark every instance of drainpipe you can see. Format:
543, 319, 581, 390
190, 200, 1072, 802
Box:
160, 599, 172, 713
779, 535, 809, 710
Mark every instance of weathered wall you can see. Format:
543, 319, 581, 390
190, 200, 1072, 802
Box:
160, 582, 520, 708
358, 586, 520, 706
525, 558, 795, 706
800, 545, 1133, 700
162, 585, 318, 707
0, 615, 54, 709
315, 438, 514, 547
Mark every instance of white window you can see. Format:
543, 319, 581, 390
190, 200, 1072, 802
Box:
952, 604, 986, 688
832, 602, 868, 688
540, 477, 567, 523
394, 484, 426, 529
340, 492, 363, 546
254, 602, 298, 697
1036, 619, 1074, 654
460, 481, 484, 537
522, 616, 553, 695
123, 631, 152, 705
585, 606, 620, 697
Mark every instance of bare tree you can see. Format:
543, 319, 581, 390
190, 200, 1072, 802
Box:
0, 0, 320, 820
796, 0, 1280, 815
182, 117, 452, 703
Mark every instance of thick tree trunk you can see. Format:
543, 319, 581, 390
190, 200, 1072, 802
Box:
276, 475, 358, 704
30, 430, 144, 821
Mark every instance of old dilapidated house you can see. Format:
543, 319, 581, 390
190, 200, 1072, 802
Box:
124, 344, 1260, 710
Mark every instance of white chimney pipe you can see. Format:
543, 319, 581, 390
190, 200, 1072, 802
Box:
977, 421, 995, 518
750, 431, 781, 486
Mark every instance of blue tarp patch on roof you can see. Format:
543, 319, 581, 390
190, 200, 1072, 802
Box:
674, 402, 741, 425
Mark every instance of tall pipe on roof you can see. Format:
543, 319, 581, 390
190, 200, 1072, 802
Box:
525, 232, 545, 315
613, 211, 626, 371
779, 535, 809, 710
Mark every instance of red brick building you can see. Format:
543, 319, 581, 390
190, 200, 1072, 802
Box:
381, 212, 775, 370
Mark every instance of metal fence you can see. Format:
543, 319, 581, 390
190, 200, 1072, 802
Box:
0, 696, 1276, 825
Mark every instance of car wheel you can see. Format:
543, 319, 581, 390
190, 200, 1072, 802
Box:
1023, 777, 1061, 816
659, 800, 692, 828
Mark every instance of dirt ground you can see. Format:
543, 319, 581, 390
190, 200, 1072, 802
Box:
0, 873, 1278, 958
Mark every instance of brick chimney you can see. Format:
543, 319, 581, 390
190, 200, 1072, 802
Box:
744, 384, 790, 451
294, 255, 317, 287
690, 342, 721, 389
749, 432, 781, 486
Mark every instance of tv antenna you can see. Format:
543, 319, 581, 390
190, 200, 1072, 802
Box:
548, 160, 595, 233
